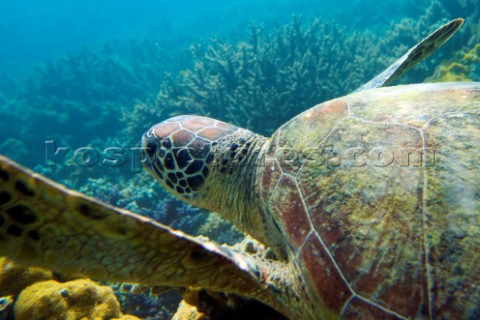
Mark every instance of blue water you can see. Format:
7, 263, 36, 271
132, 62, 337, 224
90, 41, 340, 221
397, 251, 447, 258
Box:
1, 0, 436, 79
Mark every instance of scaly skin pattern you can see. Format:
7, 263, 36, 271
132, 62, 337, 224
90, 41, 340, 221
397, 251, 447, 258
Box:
259, 82, 480, 319
0, 156, 293, 317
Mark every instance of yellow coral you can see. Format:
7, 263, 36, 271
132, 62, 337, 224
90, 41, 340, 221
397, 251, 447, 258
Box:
115, 315, 141, 320
430, 62, 471, 82
14, 278, 139, 320
463, 43, 480, 64
428, 43, 480, 82
172, 300, 206, 320
0, 256, 53, 296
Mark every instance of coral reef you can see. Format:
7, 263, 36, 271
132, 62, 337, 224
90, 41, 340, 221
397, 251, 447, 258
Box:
75, 174, 243, 245
0, 257, 53, 319
0, 257, 53, 297
126, 5, 479, 139
427, 43, 480, 82
113, 284, 181, 319
0, 39, 181, 169
463, 43, 480, 79
428, 61, 471, 82
14, 279, 140, 320
127, 17, 384, 136
0, 257, 145, 320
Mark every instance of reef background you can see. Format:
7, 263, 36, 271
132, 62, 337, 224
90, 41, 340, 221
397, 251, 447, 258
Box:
0, 0, 479, 318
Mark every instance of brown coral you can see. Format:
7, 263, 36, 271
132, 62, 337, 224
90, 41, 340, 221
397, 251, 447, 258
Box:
0, 256, 53, 297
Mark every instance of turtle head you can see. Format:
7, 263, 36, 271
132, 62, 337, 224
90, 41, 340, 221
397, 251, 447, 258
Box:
141, 115, 227, 199
141, 115, 263, 201
142, 115, 272, 246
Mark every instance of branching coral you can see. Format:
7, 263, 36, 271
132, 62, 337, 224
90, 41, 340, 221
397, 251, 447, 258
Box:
130, 18, 383, 136
126, 11, 478, 138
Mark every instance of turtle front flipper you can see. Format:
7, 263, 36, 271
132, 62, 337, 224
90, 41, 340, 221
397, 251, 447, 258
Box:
356, 18, 463, 92
0, 155, 292, 317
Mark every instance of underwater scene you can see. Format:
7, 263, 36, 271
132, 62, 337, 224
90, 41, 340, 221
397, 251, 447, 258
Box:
0, 0, 479, 319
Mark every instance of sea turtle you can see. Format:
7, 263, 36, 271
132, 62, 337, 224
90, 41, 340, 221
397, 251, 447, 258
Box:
0, 18, 478, 319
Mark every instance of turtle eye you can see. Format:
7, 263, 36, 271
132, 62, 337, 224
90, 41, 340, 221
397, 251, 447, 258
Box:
161, 138, 172, 149
144, 138, 158, 158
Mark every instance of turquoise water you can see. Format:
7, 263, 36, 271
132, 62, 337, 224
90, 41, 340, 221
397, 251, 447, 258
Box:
1, 0, 475, 79
0, 0, 479, 319
0, 0, 434, 78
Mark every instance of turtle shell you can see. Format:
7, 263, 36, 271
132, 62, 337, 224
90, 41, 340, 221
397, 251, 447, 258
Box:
261, 82, 480, 319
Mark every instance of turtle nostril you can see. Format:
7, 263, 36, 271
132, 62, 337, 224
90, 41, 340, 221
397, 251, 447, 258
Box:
161, 138, 172, 149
